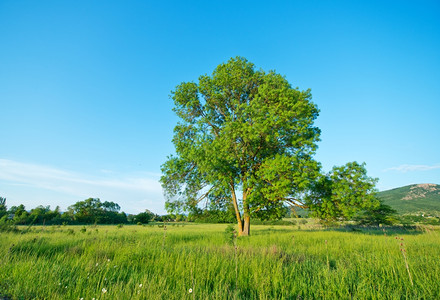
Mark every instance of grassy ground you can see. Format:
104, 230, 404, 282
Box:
1, 222, 439, 299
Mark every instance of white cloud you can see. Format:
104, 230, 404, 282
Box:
383, 164, 440, 173
0, 159, 165, 214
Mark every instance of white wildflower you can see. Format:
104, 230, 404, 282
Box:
102, 288, 107, 293
139, 284, 143, 288
189, 288, 193, 293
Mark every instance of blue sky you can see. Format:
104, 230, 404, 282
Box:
1, 0, 439, 214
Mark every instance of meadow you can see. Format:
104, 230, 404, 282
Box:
1, 222, 439, 299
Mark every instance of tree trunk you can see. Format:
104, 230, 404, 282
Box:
240, 189, 251, 236
230, 185, 243, 234
241, 215, 250, 236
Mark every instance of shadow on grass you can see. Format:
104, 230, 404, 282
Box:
242, 225, 427, 236
326, 225, 426, 235
252, 228, 295, 235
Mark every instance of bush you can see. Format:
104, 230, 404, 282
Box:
224, 224, 236, 245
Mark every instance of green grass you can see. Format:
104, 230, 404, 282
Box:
1, 223, 439, 299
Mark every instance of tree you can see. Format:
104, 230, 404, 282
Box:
26, 205, 62, 225
29, 205, 51, 224
67, 198, 103, 224
67, 198, 127, 224
133, 209, 157, 224
306, 162, 379, 222
102, 201, 121, 212
354, 200, 398, 226
9, 204, 29, 224
161, 57, 320, 236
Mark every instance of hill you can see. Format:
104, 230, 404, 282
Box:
378, 183, 440, 216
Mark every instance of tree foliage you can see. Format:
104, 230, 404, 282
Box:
354, 200, 398, 226
306, 162, 379, 221
28, 205, 61, 224
161, 57, 321, 235
67, 198, 126, 224
133, 209, 158, 224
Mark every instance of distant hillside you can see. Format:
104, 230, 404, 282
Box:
378, 183, 440, 216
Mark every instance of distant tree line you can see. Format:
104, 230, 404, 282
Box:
0, 197, 166, 226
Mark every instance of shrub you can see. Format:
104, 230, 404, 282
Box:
224, 224, 236, 245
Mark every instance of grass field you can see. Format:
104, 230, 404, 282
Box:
1, 222, 439, 299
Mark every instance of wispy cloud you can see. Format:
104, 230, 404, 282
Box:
383, 164, 440, 173
0, 159, 165, 213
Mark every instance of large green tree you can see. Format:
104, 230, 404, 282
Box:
161, 57, 320, 236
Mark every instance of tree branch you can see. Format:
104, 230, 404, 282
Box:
195, 186, 216, 204
284, 198, 307, 209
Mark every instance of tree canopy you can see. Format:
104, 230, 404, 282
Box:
67, 198, 126, 224
305, 162, 379, 221
161, 57, 321, 235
